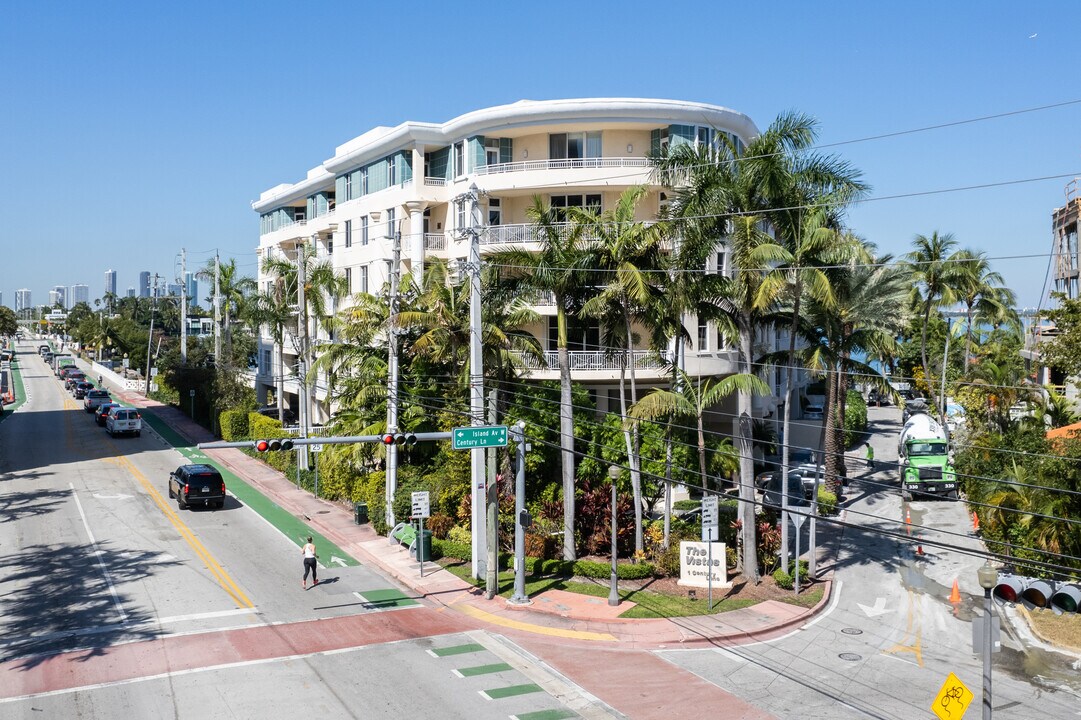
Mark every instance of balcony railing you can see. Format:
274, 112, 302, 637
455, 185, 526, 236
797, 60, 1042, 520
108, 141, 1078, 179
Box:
520, 350, 667, 371
475, 157, 651, 177
424, 177, 448, 187
482, 221, 661, 246
424, 232, 447, 251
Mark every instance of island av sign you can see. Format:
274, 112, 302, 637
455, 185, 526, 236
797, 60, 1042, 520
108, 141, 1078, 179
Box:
452, 425, 508, 450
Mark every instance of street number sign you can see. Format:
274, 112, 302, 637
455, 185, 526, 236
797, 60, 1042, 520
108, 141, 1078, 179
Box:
931, 672, 973, 720
452, 425, 508, 450
310, 443, 324, 453
411, 491, 430, 519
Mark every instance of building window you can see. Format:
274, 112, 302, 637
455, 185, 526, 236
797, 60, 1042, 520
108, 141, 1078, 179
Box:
549, 132, 602, 160
550, 194, 601, 221
360, 167, 368, 195
548, 315, 599, 351
387, 156, 396, 186
344, 267, 352, 294
359, 265, 369, 294
696, 126, 713, 147
326, 238, 333, 255
715, 251, 728, 276
344, 173, 353, 200
485, 138, 500, 166
344, 219, 352, 248
386, 208, 396, 237
698, 318, 708, 351
454, 141, 465, 177
488, 197, 501, 226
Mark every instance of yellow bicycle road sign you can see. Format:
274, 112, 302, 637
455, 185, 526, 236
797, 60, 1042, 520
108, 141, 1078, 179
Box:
932, 672, 974, 720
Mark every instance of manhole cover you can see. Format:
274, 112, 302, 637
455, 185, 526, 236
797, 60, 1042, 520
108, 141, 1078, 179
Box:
841, 628, 863, 635
839, 653, 862, 662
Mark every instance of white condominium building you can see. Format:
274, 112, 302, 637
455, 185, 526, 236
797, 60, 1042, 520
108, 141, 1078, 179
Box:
253, 98, 794, 428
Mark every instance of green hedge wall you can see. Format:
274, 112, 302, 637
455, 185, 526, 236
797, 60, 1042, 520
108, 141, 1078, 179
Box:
430, 538, 655, 579
219, 409, 250, 441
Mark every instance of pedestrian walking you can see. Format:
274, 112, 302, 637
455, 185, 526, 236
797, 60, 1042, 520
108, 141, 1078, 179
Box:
866, 443, 875, 471
302, 536, 318, 589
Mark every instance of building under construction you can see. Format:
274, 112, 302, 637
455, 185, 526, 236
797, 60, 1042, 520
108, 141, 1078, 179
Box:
1052, 180, 1081, 299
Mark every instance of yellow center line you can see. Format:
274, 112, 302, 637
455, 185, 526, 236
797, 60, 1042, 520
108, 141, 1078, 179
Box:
884, 588, 924, 667
452, 602, 618, 642
113, 454, 254, 609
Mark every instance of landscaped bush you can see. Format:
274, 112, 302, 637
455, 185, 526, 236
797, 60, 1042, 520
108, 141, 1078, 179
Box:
247, 412, 293, 472
844, 390, 868, 448
673, 499, 700, 512
816, 489, 838, 516
354, 471, 387, 535
312, 449, 355, 501
435, 539, 656, 580
447, 525, 472, 545
219, 409, 249, 441
773, 567, 794, 589
433, 537, 470, 561
427, 513, 455, 540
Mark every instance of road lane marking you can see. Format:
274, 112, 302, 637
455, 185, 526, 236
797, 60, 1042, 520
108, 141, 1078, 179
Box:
69, 483, 127, 624
452, 604, 617, 642
112, 454, 254, 609
883, 588, 924, 667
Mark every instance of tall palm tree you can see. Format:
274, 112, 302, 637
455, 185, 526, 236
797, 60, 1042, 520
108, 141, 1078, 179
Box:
198, 258, 256, 368
576, 185, 663, 554
905, 232, 963, 418
485, 198, 597, 560
953, 249, 1013, 371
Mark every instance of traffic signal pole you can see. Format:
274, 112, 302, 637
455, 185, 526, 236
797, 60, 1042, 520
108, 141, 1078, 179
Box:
385, 223, 402, 529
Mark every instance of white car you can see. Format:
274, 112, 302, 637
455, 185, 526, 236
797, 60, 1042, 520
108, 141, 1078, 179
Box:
804, 404, 824, 420
106, 407, 142, 438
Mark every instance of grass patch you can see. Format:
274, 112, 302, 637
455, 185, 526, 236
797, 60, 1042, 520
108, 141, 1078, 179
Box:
776, 586, 824, 609
1023, 607, 1081, 652
440, 560, 763, 618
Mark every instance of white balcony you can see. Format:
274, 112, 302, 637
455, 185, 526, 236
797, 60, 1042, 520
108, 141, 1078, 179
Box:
424, 232, 447, 250
474, 157, 650, 176
424, 177, 448, 187
521, 350, 667, 372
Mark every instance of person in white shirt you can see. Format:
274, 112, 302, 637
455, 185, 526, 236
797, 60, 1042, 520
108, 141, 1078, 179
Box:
302, 537, 318, 589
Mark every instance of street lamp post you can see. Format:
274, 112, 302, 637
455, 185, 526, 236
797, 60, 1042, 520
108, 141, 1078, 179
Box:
977, 561, 998, 720
608, 465, 621, 606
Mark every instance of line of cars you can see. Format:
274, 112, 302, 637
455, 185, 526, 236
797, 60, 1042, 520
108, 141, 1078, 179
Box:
44, 345, 223, 511
50, 351, 143, 437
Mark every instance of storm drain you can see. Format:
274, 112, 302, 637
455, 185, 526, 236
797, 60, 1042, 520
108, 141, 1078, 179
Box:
838, 653, 862, 662
840, 628, 863, 635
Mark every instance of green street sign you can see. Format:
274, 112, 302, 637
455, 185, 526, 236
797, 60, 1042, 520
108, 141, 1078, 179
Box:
452, 425, 508, 450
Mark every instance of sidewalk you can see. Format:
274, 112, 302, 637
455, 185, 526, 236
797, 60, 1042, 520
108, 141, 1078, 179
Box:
95, 369, 832, 650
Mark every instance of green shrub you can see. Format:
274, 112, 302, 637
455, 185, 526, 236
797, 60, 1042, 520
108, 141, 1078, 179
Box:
313, 450, 354, 501
354, 471, 387, 535
247, 413, 293, 472
433, 537, 470, 561
844, 390, 868, 448
427, 513, 455, 540
817, 489, 838, 516
673, 499, 700, 511
773, 568, 794, 589
219, 409, 250, 441
447, 525, 472, 545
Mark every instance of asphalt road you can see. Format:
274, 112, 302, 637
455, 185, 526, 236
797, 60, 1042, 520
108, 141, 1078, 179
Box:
0, 342, 603, 719
659, 405, 1081, 718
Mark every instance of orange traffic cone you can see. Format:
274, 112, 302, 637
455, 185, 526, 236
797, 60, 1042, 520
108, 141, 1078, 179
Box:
972, 513, 980, 532
916, 542, 924, 557
950, 579, 962, 604
905, 508, 912, 535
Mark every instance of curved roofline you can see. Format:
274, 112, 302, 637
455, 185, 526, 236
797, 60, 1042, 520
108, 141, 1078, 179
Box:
254, 98, 759, 212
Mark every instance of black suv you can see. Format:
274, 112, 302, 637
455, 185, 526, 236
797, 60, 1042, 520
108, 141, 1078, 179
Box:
168, 464, 226, 510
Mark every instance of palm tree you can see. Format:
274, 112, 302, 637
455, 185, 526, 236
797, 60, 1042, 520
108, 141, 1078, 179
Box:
483, 198, 597, 560
905, 232, 963, 418
953, 249, 1013, 371
198, 258, 256, 368
576, 185, 663, 554
631, 368, 768, 490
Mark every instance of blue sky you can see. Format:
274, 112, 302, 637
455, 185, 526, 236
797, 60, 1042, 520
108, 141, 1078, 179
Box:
1, 1, 1077, 310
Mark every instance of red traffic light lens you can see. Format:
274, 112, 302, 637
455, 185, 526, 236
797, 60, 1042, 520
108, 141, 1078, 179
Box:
255, 440, 270, 452
382, 434, 395, 445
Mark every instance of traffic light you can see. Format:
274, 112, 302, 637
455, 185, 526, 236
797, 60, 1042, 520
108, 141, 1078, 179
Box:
254, 438, 295, 452
993, 574, 1080, 614
381, 432, 417, 447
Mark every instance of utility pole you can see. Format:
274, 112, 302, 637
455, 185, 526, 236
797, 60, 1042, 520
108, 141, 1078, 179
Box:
296, 238, 310, 471
461, 183, 487, 580
213, 252, 221, 368
486, 390, 498, 599
508, 422, 529, 605
145, 274, 160, 396
179, 248, 187, 364
385, 218, 402, 529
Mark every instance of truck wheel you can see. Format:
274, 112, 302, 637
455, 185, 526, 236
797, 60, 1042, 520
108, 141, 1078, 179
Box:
949, 489, 959, 501
168, 484, 174, 499
177, 495, 186, 510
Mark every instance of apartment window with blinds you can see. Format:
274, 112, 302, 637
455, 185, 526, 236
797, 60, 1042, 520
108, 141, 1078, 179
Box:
359, 265, 369, 294
485, 138, 500, 166
386, 208, 396, 237
361, 216, 369, 245
344, 267, 352, 294
549, 132, 602, 160
344, 219, 352, 248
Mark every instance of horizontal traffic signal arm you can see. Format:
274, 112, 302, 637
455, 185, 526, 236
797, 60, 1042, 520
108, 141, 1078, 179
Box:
198, 432, 453, 450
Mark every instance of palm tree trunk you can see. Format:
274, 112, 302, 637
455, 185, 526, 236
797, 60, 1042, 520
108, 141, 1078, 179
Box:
738, 316, 759, 582
623, 305, 644, 555
557, 307, 576, 561
964, 302, 974, 371
921, 302, 934, 408
823, 367, 843, 495
780, 286, 801, 566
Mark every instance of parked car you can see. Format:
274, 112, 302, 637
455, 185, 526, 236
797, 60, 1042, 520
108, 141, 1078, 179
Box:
803, 403, 825, 420
756, 448, 820, 490
105, 407, 142, 437
168, 464, 226, 509
84, 389, 112, 412
73, 381, 93, 399
867, 389, 891, 406
38, 345, 49, 355
95, 402, 121, 426
762, 472, 811, 510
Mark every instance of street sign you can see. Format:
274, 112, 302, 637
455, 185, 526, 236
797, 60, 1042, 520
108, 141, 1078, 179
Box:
150, 367, 159, 377
931, 672, 973, 720
310, 443, 324, 453
452, 425, 508, 450
411, 491, 430, 519
971, 615, 1001, 654
701, 496, 719, 541
189, 389, 196, 397
123, 358, 129, 368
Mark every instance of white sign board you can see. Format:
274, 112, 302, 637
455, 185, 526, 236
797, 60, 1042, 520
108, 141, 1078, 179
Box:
123, 358, 130, 368
310, 443, 324, 453
410, 491, 430, 519
677, 541, 730, 589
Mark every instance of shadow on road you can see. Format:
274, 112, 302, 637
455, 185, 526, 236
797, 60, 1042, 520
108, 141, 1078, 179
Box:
0, 486, 67, 524
0, 540, 177, 669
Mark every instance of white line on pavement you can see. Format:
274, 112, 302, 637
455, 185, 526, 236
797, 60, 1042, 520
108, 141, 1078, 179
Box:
69, 482, 127, 624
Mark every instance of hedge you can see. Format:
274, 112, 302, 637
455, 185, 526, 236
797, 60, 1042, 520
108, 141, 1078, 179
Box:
219, 409, 250, 442
430, 538, 655, 579
844, 390, 868, 447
